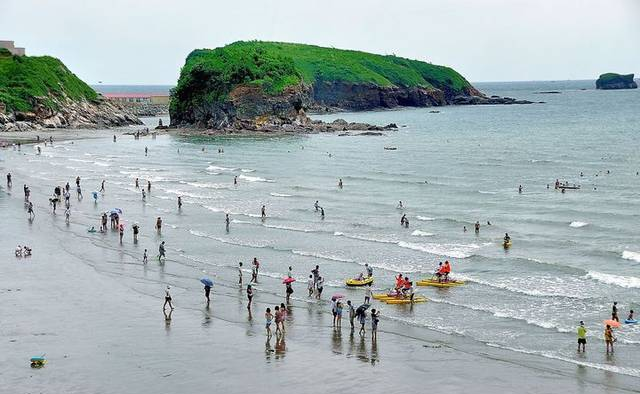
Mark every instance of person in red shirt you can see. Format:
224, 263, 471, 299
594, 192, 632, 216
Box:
443, 261, 451, 281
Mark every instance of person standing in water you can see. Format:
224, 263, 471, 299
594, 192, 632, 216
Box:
314, 200, 319, 211
27, 201, 35, 219
307, 275, 314, 297
147, 181, 151, 192
163, 286, 174, 310
234, 176, 238, 186
518, 185, 523, 194
135, 178, 139, 188
261, 205, 266, 220
143, 249, 148, 264
338, 179, 343, 189
204, 283, 211, 306
145, 146, 148, 156
365, 283, 372, 305
225, 214, 230, 231
475, 221, 480, 233
156, 217, 162, 233
141, 189, 146, 200
365, 263, 373, 278
246, 284, 253, 309
397, 201, 403, 209
100, 180, 105, 193
6, 172, 11, 187
119, 223, 124, 244
612, 302, 619, 322
132, 223, 139, 242
320, 207, 325, 219
577, 321, 587, 352
316, 276, 324, 299
265, 308, 273, 339
347, 300, 356, 329
158, 241, 166, 262
285, 281, 293, 303
65, 207, 70, 224
371, 309, 380, 340
605, 324, 615, 353
178, 196, 182, 210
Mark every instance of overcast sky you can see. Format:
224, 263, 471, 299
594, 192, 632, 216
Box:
2, 0, 638, 85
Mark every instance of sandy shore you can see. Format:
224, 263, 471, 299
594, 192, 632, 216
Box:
1, 167, 638, 393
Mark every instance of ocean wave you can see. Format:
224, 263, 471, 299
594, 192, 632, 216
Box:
569, 221, 589, 228
270, 192, 292, 197
183, 181, 229, 189
454, 273, 589, 299
263, 224, 319, 233
477, 190, 498, 194
291, 250, 354, 263
485, 344, 640, 378
411, 230, 434, 237
93, 161, 110, 167
241, 168, 255, 173
334, 232, 396, 244
397, 241, 479, 259
207, 165, 236, 172
164, 189, 211, 199
585, 271, 640, 288
239, 174, 275, 183
622, 250, 640, 263
416, 216, 435, 221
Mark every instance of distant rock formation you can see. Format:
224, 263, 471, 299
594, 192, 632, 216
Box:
595, 73, 638, 90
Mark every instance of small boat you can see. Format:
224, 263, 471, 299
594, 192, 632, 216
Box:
416, 279, 465, 287
384, 296, 427, 305
345, 277, 374, 287
624, 319, 638, 324
30, 356, 47, 368
384, 147, 397, 151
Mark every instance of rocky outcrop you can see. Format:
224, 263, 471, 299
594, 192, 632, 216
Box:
596, 73, 637, 90
0, 96, 142, 132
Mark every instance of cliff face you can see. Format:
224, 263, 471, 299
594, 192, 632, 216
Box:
596, 73, 638, 90
0, 49, 141, 131
171, 41, 522, 131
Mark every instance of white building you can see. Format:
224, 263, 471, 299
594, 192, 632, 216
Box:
0, 40, 26, 56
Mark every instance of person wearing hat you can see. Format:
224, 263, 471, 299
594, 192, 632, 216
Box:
577, 321, 587, 352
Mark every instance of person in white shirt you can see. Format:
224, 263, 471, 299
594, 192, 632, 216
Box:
307, 275, 314, 297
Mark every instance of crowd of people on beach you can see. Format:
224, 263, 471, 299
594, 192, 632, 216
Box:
5, 139, 638, 357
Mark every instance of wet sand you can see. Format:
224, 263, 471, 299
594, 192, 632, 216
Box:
1, 175, 638, 393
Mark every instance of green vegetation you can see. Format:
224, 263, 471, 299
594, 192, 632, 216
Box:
172, 41, 474, 114
0, 51, 97, 112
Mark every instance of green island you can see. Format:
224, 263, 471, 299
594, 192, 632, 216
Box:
595, 73, 637, 90
0, 48, 139, 131
0, 48, 97, 112
170, 41, 527, 131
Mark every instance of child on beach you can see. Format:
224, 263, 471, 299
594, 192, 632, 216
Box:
371, 309, 380, 340
265, 308, 273, 338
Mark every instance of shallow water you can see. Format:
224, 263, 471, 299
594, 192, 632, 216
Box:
1, 80, 639, 387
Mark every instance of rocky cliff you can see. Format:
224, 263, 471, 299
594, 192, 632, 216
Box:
595, 73, 638, 90
170, 41, 530, 131
0, 48, 141, 131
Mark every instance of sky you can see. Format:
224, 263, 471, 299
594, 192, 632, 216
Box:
2, 0, 639, 85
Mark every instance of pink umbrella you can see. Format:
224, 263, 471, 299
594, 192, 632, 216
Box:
282, 277, 296, 284
331, 294, 345, 301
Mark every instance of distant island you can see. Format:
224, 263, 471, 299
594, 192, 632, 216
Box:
0, 48, 140, 132
170, 41, 531, 132
595, 73, 637, 90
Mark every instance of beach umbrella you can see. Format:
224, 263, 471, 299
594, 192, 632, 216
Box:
282, 277, 296, 284
604, 319, 621, 328
356, 304, 370, 314
331, 294, 345, 301
200, 277, 213, 287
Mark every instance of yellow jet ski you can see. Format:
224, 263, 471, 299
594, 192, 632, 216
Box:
384, 296, 427, 305
416, 278, 465, 287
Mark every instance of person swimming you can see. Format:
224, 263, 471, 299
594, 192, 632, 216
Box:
504, 233, 511, 243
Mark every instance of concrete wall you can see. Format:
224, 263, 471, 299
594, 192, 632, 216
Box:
0, 40, 26, 56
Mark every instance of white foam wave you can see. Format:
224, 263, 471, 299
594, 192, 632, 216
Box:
586, 271, 640, 288
569, 221, 588, 228
207, 165, 236, 172
291, 250, 354, 263
397, 241, 478, 259
416, 216, 435, 221
478, 190, 498, 194
270, 192, 292, 197
239, 174, 275, 183
241, 168, 255, 173
184, 181, 229, 189
622, 250, 640, 263
334, 232, 396, 244
411, 230, 434, 237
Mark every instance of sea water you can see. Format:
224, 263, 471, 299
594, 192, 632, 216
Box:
2, 80, 639, 378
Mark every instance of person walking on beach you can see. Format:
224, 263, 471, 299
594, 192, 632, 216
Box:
163, 286, 174, 310
261, 205, 266, 220
577, 321, 587, 352
143, 249, 148, 264
132, 223, 139, 242
147, 181, 151, 192
605, 324, 615, 353
314, 200, 319, 211
24, 184, 30, 201
76, 184, 83, 200
27, 201, 35, 219
238, 262, 243, 285
65, 207, 71, 224
119, 223, 124, 244
204, 283, 211, 306
158, 241, 166, 262
265, 308, 273, 339
156, 217, 162, 233
251, 264, 258, 283
612, 302, 619, 322
6, 172, 12, 188
135, 178, 139, 188
100, 180, 105, 193
100, 213, 107, 232
371, 309, 380, 340
316, 276, 324, 299
247, 284, 253, 309
307, 275, 314, 297
347, 300, 356, 329
274, 306, 283, 337
141, 189, 146, 200
75, 176, 81, 188
178, 196, 182, 210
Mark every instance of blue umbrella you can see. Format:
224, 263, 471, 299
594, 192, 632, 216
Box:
200, 277, 213, 287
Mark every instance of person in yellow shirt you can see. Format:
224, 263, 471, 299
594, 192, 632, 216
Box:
577, 321, 587, 352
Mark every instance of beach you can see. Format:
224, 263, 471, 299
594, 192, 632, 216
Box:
1, 80, 639, 393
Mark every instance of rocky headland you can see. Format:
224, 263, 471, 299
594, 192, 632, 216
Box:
170, 41, 533, 132
595, 73, 638, 90
0, 48, 141, 132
